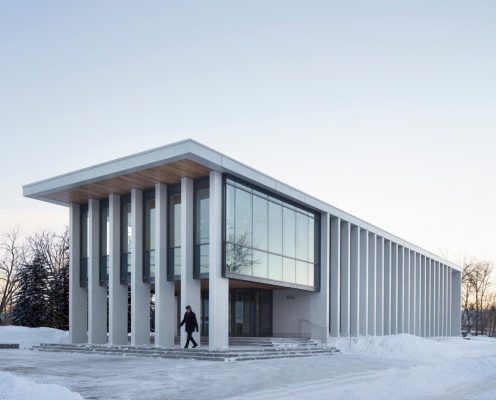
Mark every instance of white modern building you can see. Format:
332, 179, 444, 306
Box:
23, 139, 461, 348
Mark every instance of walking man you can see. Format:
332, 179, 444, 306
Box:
179, 305, 199, 348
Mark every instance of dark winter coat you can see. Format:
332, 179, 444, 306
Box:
179, 311, 199, 334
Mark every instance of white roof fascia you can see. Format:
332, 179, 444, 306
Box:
22, 139, 461, 271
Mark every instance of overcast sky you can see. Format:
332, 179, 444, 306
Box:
1, 1, 495, 265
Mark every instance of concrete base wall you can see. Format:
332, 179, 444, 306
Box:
272, 289, 312, 338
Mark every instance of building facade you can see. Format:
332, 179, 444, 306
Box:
23, 140, 462, 348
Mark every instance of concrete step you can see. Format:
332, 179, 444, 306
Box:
33, 343, 338, 362
35, 344, 336, 357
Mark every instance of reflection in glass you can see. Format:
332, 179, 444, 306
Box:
226, 243, 252, 275
252, 250, 268, 279
100, 200, 109, 284
80, 204, 89, 287
253, 196, 268, 251
235, 188, 252, 246
308, 217, 315, 263
282, 207, 296, 258
195, 185, 209, 274
296, 212, 309, 261
224, 178, 319, 288
268, 202, 282, 254
296, 260, 308, 286
283, 257, 296, 283
144, 195, 156, 282
168, 193, 181, 277
226, 184, 235, 241
268, 254, 283, 281
120, 196, 132, 283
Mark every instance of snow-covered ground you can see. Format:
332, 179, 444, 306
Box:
0, 371, 83, 400
0, 325, 69, 348
1, 327, 496, 399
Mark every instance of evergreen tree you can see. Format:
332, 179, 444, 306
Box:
13, 255, 49, 327
48, 260, 69, 330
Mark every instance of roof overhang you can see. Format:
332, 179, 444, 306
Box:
23, 139, 461, 271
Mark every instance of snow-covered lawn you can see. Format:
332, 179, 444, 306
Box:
0, 371, 82, 400
1, 327, 496, 399
0, 326, 69, 348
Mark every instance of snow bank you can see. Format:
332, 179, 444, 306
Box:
0, 326, 69, 348
0, 371, 83, 400
335, 333, 495, 363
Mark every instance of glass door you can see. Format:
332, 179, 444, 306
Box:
229, 289, 272, 337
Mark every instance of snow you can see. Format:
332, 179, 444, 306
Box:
0, 326, 68, 349
0, 371, 83, 400
1, 327, 496, 399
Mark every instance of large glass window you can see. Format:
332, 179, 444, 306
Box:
194, 180, 209, 275
168, 188, 181, 278
224, 177, 320, 288
253, 196, 268, 251
143, 191, 155, 283
100, 200, 109, 285
80, 204, 89, 288
120, 195, 132, 284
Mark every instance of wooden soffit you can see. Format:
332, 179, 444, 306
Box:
45, 159, 210, 204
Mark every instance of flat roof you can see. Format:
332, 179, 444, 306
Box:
23, 139, 460, 271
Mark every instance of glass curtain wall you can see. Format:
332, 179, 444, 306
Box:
120, 195, 132, 284
100, 200, 109, 285
225, 177, 319, 288
143, 190, 156, 283
168, 187, 181, 279
194, 179, 209, 276
80, 204, 89, 288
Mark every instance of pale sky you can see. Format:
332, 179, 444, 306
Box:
1, 1, 495, 266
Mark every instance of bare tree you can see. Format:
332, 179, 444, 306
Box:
0, 227, 24, 322
226, 232, 257, 274
462, 262, 475, 334
462, 259, 493, 335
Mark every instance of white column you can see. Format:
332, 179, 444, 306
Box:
421, 256, 426, 337
450, 269, 457, 336
359, 229, 368, 336
155, 184, 176, 347
383, 240, 391, 335
368, 233, 376, 335
429, 258, 435, 337
409, 251, 415, 334
131, 189, 150, 346
330, 217, 341, 337
436, 262, 443, 336
391, 243, 398, 335
350, 225, 360, 337
376, 236, 384, 336
397, 246, 404, 333
340, 221, 350, 337
415, 253, 421, 336
440, 264, 445, 336
209, 171, 229, 349
180, 177, 201, 347
451, 270, 461, 336
448, 268, 452, 336
439, 263, 443, 336
109, 194, 127, 345
445, 266, 449, 336
434, 261, 438, 336
88, 199, 107, 344
404, 248, 410, 334
426, 258, 430, 336
69, 203, 87, 343
311, 212, 330, 342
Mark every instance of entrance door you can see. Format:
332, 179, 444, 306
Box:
229, 289, 272, 337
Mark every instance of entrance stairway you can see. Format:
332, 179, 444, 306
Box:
33, 338, 338, 362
